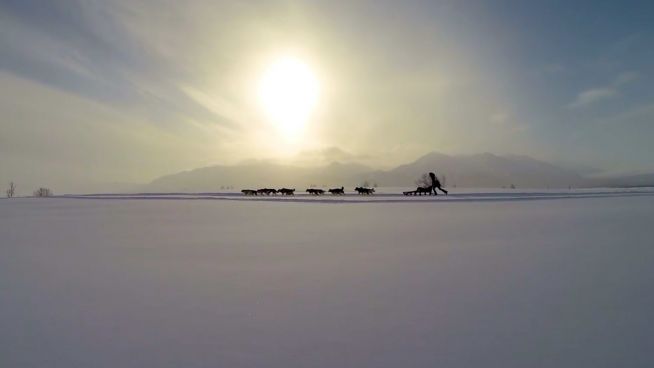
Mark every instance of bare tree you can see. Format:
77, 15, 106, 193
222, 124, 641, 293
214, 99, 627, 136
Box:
415, 173, 431, 187
415, 173, 446, 187
6, 182, 15, 198
33, 187, 53, 197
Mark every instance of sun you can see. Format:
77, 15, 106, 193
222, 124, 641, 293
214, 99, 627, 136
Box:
257, 56, 319, 139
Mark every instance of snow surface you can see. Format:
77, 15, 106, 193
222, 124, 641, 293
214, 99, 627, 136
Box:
1, 189, 654, 367
60, 186, 654, 203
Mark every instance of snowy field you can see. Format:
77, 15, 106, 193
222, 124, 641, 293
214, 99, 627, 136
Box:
60, 186, 654, 202
2, 189, 654, 367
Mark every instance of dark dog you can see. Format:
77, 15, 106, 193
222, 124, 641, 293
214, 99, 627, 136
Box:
306, 188, 325, 195
328, 186, 345, 195
278, 188, 295, 195
256, 188, 276, 195
355, 187, 375, 195
241, 189, 257, 196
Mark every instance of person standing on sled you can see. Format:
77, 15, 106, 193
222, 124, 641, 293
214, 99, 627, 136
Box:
429, 172, 448, 195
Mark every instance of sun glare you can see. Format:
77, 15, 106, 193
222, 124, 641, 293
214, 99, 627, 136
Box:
257, 56, 319, 139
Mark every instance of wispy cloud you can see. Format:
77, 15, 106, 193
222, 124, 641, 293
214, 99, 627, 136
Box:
615, 71, 640, 86
569, 87, 618, 108
489, 111, 528, 133
569, 71, 640, 108
600, 102, 654, 126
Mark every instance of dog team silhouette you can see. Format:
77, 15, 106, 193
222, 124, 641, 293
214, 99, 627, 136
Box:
241, 172, 448, 197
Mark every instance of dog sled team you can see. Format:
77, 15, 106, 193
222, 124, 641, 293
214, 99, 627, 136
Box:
241, 172, 447, 197
241, 188, 295, 196
241, 186, 375, 196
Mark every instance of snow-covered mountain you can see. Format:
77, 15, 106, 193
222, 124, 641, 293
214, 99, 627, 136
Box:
146, 152, 592, 191
591, 173, 654, 188
363, 152, 587, 188
147, 161, 372, 192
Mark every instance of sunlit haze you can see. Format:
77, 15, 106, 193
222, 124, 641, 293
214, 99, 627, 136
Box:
2, 3, 654, 367
258, 56, 320, 141
1, 1, 653, 192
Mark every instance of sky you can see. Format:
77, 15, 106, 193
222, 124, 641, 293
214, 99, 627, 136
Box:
1, 0, 653, 192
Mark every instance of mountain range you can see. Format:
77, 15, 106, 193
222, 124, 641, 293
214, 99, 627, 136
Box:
143, 152, 654, 192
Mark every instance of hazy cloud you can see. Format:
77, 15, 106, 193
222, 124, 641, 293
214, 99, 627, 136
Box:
569, 87, 618, 108
291, 146, 370, 167
2, 1, 654, 191
615, 71, 640, 86
490, 112, 509, 124
569, 70, 640, 108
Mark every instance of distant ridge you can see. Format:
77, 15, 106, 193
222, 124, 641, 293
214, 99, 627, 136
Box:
592, 173, 654, 188
361, 152, 585, 188
148, 161, 372, 192
146, 152, 652, 192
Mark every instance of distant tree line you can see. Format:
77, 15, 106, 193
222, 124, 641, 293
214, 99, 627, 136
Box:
33, 187, 53, 197
5, 181, 55, 198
